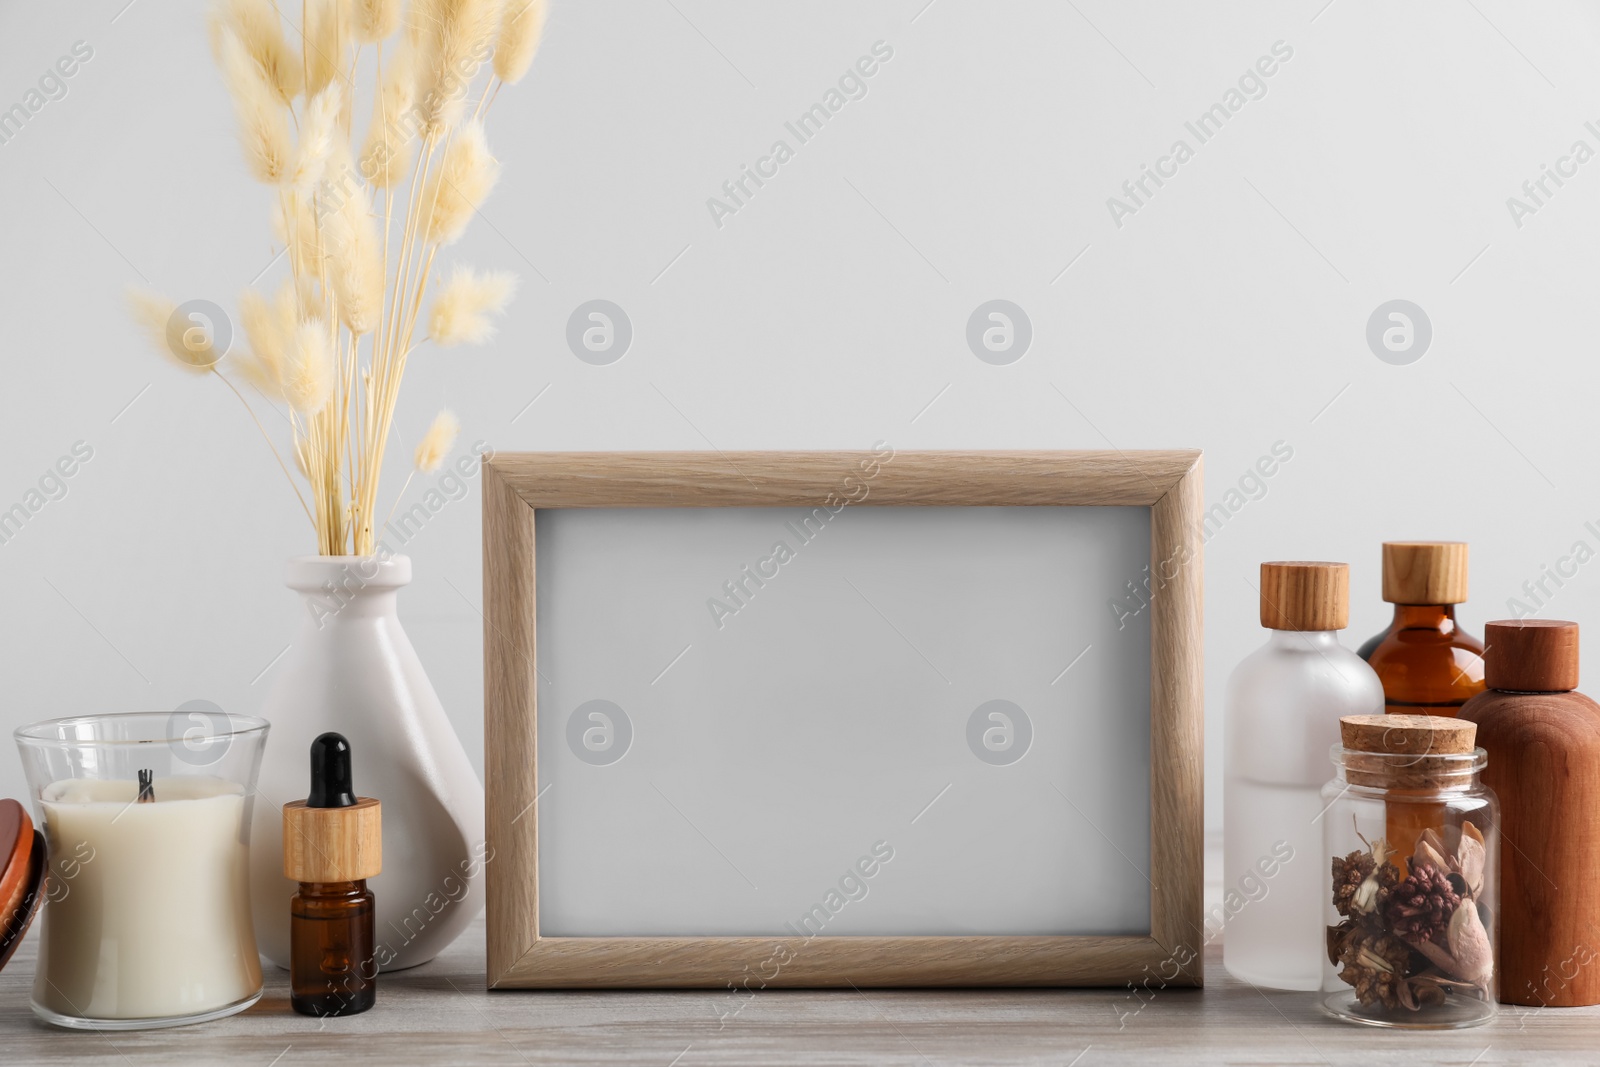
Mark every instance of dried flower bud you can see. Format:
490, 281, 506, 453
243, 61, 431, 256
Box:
1385, 864, 1461, 945
1335, 927, 1414, 1010
1331, 850, 1398, 918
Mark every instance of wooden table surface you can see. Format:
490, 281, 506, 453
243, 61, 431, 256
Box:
5, 921, 1597, 1065
4, 845, 1598, 1065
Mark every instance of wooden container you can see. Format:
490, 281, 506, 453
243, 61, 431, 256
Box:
1460, 619, 1600, 1007
0, 799, 45, 974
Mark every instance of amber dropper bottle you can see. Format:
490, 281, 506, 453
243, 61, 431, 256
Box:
283, 733, 382, 1017
1357, 541, 1486, 716
1357, 542, 1486, 874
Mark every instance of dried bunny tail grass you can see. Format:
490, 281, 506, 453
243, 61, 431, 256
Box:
237, 280, 307, 397
234, 352, 277, 395
284, 318, 336, 413
274, 191, 329, 308
288, 83, 343, 188
273, 191, 322, 276
428, 266, 516, 345
304, 0, 351, 100
352, 0, 402, 42
404, 0, 437, 46
292, 434, 314, 479
218, 27, 291, 183
326, 180, 385, 334
493, 0, 546, 85
127, 287, 177, 348
128, 289, 222, 373
416, 0, 503, 69
422, 120, 499, 244
415, 0, 501, 135
272, 277, 302, 338
414, 409, 460, 471
360, 47, 418, 187
236, 285, 285, 392
208, 0, 302, 103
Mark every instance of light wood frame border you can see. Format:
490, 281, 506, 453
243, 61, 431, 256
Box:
483, 450, 1204, 989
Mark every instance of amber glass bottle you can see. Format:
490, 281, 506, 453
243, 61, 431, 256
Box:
1357, 542, 1486, 716
291, 881, 376, 1016
283, 734, 382, 1017
1358, 543, 1486, 873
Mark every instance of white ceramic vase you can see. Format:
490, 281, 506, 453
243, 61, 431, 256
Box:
249, 555, 485, 972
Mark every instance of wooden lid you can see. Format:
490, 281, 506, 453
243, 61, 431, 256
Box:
0, 799, 45, 975
1339, 715, 1479, 789
1340, 714, 1477, 755
1382, 541, 1469, 604
1484, 619, 1579, 692
283, 797, 382, 883
1260, 561, 1348, 630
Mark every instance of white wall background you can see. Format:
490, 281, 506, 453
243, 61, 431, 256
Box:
3, 0, 1599, 833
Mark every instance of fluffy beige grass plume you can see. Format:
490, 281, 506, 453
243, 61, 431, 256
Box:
133, 0, 543, 554
429, 267, 517, 346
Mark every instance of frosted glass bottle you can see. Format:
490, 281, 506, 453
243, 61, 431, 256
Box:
1224, 561, 1384, 990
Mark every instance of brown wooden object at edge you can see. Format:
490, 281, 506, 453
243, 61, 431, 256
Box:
1460, 619, 1600, 1007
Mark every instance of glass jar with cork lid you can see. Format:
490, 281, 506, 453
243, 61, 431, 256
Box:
1320, 714, 1499, 1028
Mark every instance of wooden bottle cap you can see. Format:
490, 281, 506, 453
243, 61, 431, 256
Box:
1340, 713, 1477, 756
1483, 619, 1579, 692
0, 798, 46, 975
283, 798, 382, 883
1382, 541, 1469, 604
1260, 561, 1348, 631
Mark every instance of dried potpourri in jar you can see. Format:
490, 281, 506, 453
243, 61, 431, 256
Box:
1319, 715, 1498, 1029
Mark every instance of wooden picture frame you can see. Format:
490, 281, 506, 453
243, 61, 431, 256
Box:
482, 450, 1204, 989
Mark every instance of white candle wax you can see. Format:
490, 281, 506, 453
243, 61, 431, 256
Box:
33, 776, 262, 1021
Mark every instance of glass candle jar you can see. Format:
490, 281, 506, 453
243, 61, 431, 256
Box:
1319, 714, 1498, 1029
14, 711, 269, 1030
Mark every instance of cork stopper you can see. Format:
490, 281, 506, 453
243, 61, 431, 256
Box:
1339, 714, 1479, 790
1260, 561, 1348, 631
1484, 619, 1579, 692
1382, 541, 1469, 604
1340, 714, 1477, 756
283, 733, 381, 883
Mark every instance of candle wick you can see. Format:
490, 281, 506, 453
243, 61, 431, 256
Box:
137, 769, 154, 803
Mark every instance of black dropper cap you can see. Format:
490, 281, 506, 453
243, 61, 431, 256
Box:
307, 732, 357, 809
